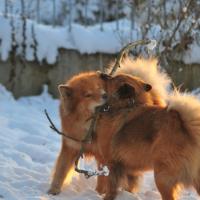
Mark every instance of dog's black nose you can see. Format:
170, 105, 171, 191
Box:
102, 93, 108, 100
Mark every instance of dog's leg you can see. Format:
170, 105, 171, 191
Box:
154, 164, 179, 200
104, 162, 125, 200
96, 170, 142, 194
194, 175, 200, 196
194, 184, 200, 196
125, 173, 143, 193
96, 161, 109, 194
96, 175, 108, 194
48, 141, 78, 195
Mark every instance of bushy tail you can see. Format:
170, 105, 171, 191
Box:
167, 91, 200, 141
108, 57, 171, 103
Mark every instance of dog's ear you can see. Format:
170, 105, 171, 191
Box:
117, 83, 135, 99
143, 83, 152, 92
58, 85, 73, 98
97, 71, 112, 80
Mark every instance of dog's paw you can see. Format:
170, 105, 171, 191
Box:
47, 187, 61, 195
95, 186, 106, 195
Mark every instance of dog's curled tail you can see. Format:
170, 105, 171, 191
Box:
167, 92, 200, 141
109, 57, 171, 103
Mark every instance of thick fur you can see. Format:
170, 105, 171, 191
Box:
93, 74, 162, 194
48, 58, 170, 195
97, 90, 200, 200
168, 92, 200, 142
49, 57, 200, 199
55, 74, 165, 193
48, 70, 165, 195
48, 72, 108, 195
108, 57, 171, 105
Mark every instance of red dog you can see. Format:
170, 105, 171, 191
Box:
96, 86, 200, 200
48, 58, 170, 195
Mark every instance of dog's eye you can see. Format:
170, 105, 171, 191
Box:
85, 93, 92, 98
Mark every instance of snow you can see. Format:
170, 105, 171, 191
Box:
0, 84, 199, 200
0, 17, 11, 61
0, 16, 141, 64
0, 15, 200, 65
182, 42, 200, 64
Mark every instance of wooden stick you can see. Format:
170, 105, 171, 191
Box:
44, 109, 83, 143
109, 39, 152, 76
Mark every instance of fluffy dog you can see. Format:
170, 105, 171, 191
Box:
48, 58, 170, 195
48, 71, 108, 195
91, 74, 158, 194
96, 84, 200, 200
95, 57, 171, 194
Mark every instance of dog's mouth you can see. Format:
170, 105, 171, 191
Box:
89, 99, 106, 112
94, 102, 110, 113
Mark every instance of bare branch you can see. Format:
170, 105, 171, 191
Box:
36, 0, 40, 23
109, 39, 152, 76
164, 0, 194, 48
21, 0, 27, 60
31, 23, 38, 61
44, 109, 83, 143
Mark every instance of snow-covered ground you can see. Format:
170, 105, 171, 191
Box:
0, 85, 199, 200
